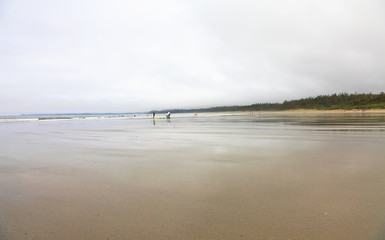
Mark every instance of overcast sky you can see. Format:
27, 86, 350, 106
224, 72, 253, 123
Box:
1, 0, 384, 114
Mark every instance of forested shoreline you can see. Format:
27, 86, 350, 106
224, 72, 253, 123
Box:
153, 93, 385, 113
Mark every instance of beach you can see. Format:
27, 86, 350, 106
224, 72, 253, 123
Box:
1, 112, 385, 240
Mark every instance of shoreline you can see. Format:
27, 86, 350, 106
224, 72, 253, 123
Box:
204, 109, 385, 114
192, 109, 385, 116
256, 109, 385, 114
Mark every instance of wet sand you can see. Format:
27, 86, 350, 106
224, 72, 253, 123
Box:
1, 113, 385, 240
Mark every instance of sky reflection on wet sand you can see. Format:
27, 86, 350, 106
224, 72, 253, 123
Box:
1, 112, 385, 240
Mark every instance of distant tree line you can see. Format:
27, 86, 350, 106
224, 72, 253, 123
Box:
151, 92, 385, 113
277, 92, 385, 110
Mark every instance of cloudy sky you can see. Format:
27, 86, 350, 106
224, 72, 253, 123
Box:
1, 0, 384, 114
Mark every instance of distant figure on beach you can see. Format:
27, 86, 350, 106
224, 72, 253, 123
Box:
153, 112, 155, 119
166, 112, 171, 119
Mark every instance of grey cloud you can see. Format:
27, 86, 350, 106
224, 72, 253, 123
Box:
1, 0, 384, 114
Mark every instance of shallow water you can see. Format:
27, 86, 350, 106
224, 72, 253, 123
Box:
1, 112, 385, 240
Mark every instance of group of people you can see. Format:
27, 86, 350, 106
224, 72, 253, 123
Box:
152, 112, 171, 119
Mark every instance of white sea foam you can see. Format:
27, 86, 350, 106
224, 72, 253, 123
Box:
0, 117, 40, 123
0, 112, 250, 124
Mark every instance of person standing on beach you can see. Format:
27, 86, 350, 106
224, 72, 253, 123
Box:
166, 112, 171, 119
153, 112, 155, 119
